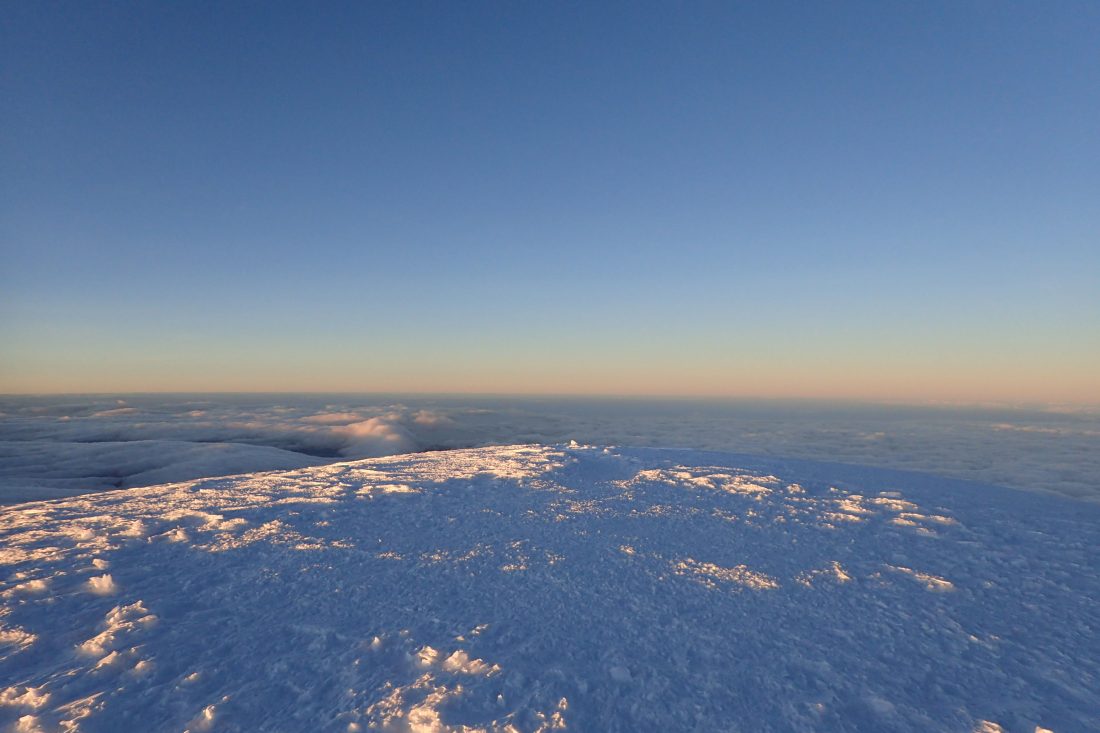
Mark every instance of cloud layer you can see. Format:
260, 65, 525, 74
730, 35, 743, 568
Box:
1, 395, 1098, 503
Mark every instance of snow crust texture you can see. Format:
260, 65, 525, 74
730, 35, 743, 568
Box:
0, 444, 1097, 732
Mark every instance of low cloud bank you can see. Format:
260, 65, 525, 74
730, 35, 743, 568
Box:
1, 395, 1098, 503
0, 399, 495, 501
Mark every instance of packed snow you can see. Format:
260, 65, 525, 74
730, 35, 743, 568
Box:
1, 444, 1096, 731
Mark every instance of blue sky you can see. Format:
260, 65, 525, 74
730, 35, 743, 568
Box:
2, 2, 1098, 401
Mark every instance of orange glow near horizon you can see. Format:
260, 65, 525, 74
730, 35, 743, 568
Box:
2, 357, 1097, 405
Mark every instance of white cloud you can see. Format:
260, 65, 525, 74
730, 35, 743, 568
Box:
90, 407, 139, 418
412, 409, 454, 427
336, 417, 416, 458
300, 412, 364, 425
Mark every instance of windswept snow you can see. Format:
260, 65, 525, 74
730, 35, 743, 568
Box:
1, 444, 1097, 731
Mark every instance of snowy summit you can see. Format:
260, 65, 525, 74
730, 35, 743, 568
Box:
1, 444, 1097, 732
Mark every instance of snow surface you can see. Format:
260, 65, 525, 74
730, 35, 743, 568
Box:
1, 444, 1097, 732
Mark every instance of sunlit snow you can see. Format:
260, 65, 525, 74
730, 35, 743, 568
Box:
1, 444, 1097, 731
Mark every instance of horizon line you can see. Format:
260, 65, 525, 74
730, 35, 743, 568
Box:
2, 390, 1097, 412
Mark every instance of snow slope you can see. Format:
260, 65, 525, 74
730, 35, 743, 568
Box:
0, 440, 326, 504
1, 444, 1097, 732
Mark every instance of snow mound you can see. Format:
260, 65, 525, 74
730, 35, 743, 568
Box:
1, 444, 1097, 732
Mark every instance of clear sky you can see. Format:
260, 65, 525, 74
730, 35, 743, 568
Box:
2, 1, 1098, 402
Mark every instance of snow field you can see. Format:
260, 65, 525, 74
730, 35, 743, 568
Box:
0, 445, 1097, 731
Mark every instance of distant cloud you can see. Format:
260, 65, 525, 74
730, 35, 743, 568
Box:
412, 410, 454, 427
336, 417, 416, 457
301, 412, 365, 425
90, 407, 139, 418
1, 395, 1098, 504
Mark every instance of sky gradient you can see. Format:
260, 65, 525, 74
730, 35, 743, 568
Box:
2, 2, 1098, 402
